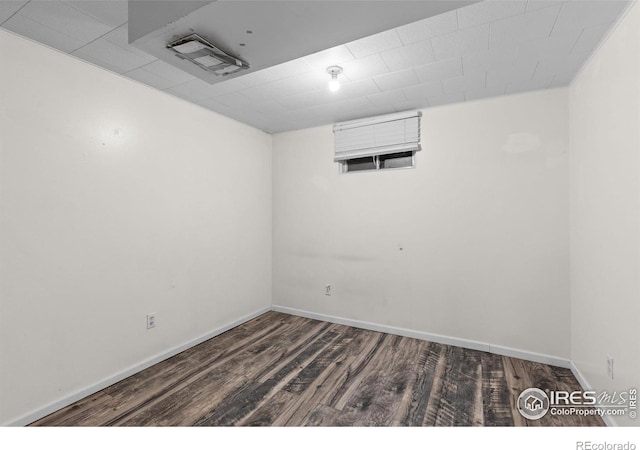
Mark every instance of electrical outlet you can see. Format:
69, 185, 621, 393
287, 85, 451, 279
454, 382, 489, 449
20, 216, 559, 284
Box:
147, 313, 156, 330
607, 355, 614, 379
325, 284, 331, 296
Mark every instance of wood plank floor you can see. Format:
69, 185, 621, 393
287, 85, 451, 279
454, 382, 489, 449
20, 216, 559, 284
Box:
30, 312, 604, 426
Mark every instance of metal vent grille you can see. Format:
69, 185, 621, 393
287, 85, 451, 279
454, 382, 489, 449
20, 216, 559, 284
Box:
167, 33, 249, 76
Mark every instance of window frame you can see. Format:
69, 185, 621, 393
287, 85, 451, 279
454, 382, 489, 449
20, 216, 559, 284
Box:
339, 151, 416, 174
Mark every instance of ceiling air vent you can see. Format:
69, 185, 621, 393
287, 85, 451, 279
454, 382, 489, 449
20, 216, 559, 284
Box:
167, 34, 249, 76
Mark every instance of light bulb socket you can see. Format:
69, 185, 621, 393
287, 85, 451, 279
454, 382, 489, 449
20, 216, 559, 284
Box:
327, 66, 343, 92
326, 66, 343, 77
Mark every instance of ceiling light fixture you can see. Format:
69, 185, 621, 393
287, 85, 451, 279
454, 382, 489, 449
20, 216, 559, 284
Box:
167, 33, 249, 76
327, 66, 343, 92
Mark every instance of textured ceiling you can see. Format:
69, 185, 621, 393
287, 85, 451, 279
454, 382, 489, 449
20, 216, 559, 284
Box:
0, 0, 633, 133
128, 1, 475, 84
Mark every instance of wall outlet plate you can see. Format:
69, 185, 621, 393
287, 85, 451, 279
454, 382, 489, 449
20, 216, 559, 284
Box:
147, 313, 156, 329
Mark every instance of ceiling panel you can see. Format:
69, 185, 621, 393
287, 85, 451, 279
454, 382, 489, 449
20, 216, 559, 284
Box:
250, 99, 290, 116
392, 97, 428, 113
457, 0, 526, 29
525, 1, 563, 13
167, 79, 219, 102
373, 69, 421, 91
414, 58, 463, 83
305, 97, 375, 122
0, 0, 633, 134
16, 0, 112, 43
206, 91, 255, 110
277, 90, 332, 111
379, 39, 435, 71
366, 89, 408, 108
234, 68, 285, 90
570, 23, 614, 55
533, 51, 593, 81
346, 29, 404, 59
242, 71, 327, 103
552, 0, 630, 33
462, 43, 517, 72
124, 59, 196, 90
465, 85, 507, 101
490, 4, 561, 45
0, 1, 28, 24
486, 59, 538, 89
302, 45, 355, 70
403, 82, 445, 100
396, 9, 458, 44
339, 54, 390, 81
64, 0, 127, 28
254, 58, 314, 82
72, 36, 152, 73
3, 13, 86, 52
336, 78, 381, 100
124, 64, 183, 91
427, 91, 465, 107
431, 24, 490, 61
72, 24, 156, 74
516, 29, 582, 61
442, 69, 487, 94
240, 82, 286, 104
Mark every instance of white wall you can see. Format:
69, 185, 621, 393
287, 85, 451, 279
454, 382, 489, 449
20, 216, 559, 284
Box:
272, 89, 570, 358
569, 2, 640, 427
0, 30, 272, 425
3, 3, 638, 427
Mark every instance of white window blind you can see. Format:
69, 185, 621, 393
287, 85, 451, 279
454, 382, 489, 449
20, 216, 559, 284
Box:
333, 110, 421, 162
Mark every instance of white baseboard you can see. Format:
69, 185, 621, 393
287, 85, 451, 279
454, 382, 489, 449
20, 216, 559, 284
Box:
271, 305, 571, 369
489, 345, 571, 369
569, 361, 593, 392
271, 305, 490, 352
4, 306, 271, 427
569, 361, 617, 427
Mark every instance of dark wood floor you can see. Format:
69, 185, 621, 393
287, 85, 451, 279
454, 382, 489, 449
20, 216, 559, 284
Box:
31, 312, 603, 426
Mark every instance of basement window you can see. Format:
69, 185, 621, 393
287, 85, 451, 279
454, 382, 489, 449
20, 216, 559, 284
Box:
333, 110, 421, 174
340, 151, 415, 173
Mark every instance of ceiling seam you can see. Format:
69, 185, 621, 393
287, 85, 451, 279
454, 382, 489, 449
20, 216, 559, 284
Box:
71, 21, 129, 55
121, 58, 159, 76
427, 38, 437, 69
530, 61, 540, 83
568, 28, 585, 54
64, 1, 127, 31
547, 3, 563, 38
0, 0, 31, 27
